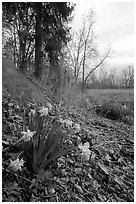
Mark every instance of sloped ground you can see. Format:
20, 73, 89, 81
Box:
2, 58, 48, 105
2, 59, 134, 202
2, 94, 134, 202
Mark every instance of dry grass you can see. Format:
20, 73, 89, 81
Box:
86, 89, 134, 105
2, 57, 134, 119
69, 88, 134, 108
60, 83, 81, 104
62, 85, 134, 123
2, 58, 46, 105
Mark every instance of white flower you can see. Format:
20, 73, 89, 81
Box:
59, 118, 65, 124
46, 102, 52, 111
21, 129, 36, 141
82, 142, 90, 149
30, 109, 36, 115
64, 119, 73, 128
16, 105, 20, 109
74, 123, 80, 133
59, 118, 73, 128
9, 158, 24, 172
77, 136, 81, 145
82, 148, 91, 161
79, 142, 91, 161
39, 107, 49, 117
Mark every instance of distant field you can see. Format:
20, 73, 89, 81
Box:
85, 88, 133, 105
73, 88, 134, 111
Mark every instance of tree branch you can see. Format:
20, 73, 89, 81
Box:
85, 49, 111, 84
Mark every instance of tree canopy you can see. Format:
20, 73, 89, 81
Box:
2, 2, 75, 79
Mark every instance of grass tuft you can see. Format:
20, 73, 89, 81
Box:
95, 100, 133, 122
2, 58, 46, 105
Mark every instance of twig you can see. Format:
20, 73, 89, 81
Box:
56, 192, 59, 202
42, 194, 57, 198
54, 179, 66, 190
3, 168, 32, 183
84, 193, 92, 202
2, 147, 10, 152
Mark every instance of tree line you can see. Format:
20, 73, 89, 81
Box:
2, 2, 133, 95
86, 66, 134, 89
2, 2, 74, 94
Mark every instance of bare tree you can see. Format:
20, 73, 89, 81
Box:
122, 65, 134, 88
67, 9, 110, 89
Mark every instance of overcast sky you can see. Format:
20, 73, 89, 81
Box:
72, 1, 134, 69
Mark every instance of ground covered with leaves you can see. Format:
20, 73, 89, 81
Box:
2, 94, 134, 202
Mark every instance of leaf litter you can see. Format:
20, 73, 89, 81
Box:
2, 95, 134, 202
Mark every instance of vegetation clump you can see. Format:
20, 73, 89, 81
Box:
95, 100, 133, 122
21, 107, 75, 174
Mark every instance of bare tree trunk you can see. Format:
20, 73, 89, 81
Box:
20, 39, 27, 72
18, 30, 28, 72
33, 3, 42, 79
82, 23, 93, 90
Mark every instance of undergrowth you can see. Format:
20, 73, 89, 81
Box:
95, 100, 133, 120
61, 85, 134, 124
2, 63, 134, 202
2, 58, 47, 105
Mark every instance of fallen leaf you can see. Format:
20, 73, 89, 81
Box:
114, 176, 125, 187
74, 168, 82, 175
29, 179, 36, 189
48, 187, 55, 195
98, 163, 110, 175
74, 184, 84, 194
88, 173, 93, 179
91, 152, 96, 160
8, 102, 14, 107
2, 140, 10, 146
37, 169, 53, 182
105, 154, 111, 162
61, 169, 66, 176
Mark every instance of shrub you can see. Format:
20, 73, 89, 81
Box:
95, 100, 132, 121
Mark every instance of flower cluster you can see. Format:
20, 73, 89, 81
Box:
78, 142, 91, 161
